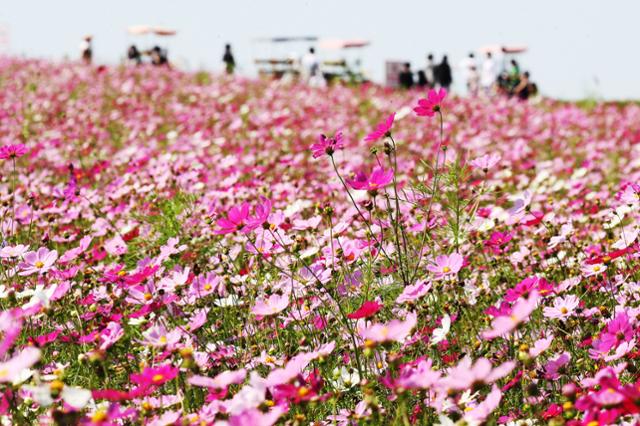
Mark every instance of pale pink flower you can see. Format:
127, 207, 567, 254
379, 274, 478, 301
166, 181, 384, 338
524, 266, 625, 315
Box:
188, 369, 247, 389
251, 293, 289, 317
469, 153, 501, 171
581, 262, 606, 277
427, 253, 463, 280
360, 312, 417, 344
0, 347, 41, 383
543, 295, 580, 320
395, 280, 432, 304
18, 247, 58, 276
443, 356, 515, 390
0, 244, 29, 259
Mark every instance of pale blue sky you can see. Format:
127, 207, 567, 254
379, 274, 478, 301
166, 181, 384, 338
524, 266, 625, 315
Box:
1, 0, 638, 99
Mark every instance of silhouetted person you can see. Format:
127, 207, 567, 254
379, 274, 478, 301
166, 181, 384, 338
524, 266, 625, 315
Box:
223, 44, 235, 74
417, 70, 428, 88
80, 35, 92, 65
150, 46, 168, 66
514, 71, 532, 100
398, 62, 414, 89
425, 53, 436, 88
481, 51, 497, 94
436, 55, 452, 90
127, 45, 142, 65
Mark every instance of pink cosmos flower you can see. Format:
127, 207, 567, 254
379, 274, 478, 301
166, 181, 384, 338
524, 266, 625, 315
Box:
346, 167, 394, 192
581, 262, 606, 277
543, 295, 580, 320
0, 347, 41, 383
427, 253, 463, 280
413, 88, 446, 117
251, 293, 289, 317
188, 369, 247, 389
443, 356, 515, 390
470, 153, 501, 171
545, 352, 571, 379
360, 312, 417, 345
347, 300, 382, 319
0, 144, 27, 160
215, 198, 272, 235
310, 132, 344, 158
364, 113, 395, 142
0, 244, 29, 258
18, 247, 58, 276
130, 365, 178, 387
395, 280, 432, 304
482, 291, 539, 340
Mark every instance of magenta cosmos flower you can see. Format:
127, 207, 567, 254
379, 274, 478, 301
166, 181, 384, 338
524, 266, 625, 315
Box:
427, 253, 464, 280
482, 291, 539, 340
346, 167, 394, 192
0, 144, 27, 160
215, 197, 272, 235
364, 113, 395, 142
130, 365, 179, 387
251, 293, 289, 317
18, 247, 58, 276
310, 132, 344, 158
414, 88, 447, 117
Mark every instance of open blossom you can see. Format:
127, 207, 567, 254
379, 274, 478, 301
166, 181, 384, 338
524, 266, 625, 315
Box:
360, 312, 417, 345
443, 356, 515, 390
18, 247, 58, 276
0, 144, 27, 160
130, 365, 179, 387
364, 113, 395, 142
482, 291, 539, 339
347, 300, 382, 319
0, 244, 29, 258
395, 280, 431, 304
251, 293, 289, 316
470, 153, 501, 171
215, 197, 272, 235
414, 88, 447, 117
543, 294, 580, 320
427, 253, 463, 279
188, 369, 247, 389
0, 347, 41, 383
346, 167, 394, 192
310, 132, 344, 158
581, 262, 606, 277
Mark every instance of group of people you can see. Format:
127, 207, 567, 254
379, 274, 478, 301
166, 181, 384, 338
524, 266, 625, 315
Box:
126, 45, 169, 66
398, 51, 537, 100
399, 54, 452, 91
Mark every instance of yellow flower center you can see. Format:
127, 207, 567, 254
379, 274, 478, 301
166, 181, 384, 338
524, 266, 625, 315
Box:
91, 411, 108, 422
117, 270, 127, 276
297, 387, 310, 397
442, 266, 451, 273
144, 293, 152, 301
35, 261, 44, 269
204, 284, 212, 291
152, 374, 165, 383
560, 307, 568, 314
593, 266, 601, 272
159, 336, 167, 344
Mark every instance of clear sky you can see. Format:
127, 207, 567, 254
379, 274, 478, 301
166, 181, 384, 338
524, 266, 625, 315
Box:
1, 0, 638, 99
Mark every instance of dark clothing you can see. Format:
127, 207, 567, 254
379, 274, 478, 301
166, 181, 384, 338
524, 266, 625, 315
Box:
127, 46, 142, 65
223, 51, 235, 74
416, 70, 428, 88
436, 62, 452, 89
398, 70, 414, 89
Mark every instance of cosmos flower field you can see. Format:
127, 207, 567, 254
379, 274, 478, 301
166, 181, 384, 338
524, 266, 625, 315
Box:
1, 58, 640, 425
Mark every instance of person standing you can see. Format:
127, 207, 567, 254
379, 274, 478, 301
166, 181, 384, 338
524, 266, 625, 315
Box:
436, 55, 452, 91
398, 62, 414, 89
459, 52, 477, 95
301, 47, 324, 86
223, 44, 235, 75
127, 45, 142, 65
79, 35, 92, 65
481, 51, 498, 94
425, 53, 436, 88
